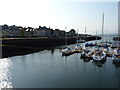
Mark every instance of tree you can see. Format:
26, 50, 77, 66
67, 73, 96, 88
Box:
19, 28, 25, 36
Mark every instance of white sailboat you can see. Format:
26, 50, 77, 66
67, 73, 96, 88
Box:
94, 30, 98, 46
85, 27, 96, 47
82, 31, 99, 60
81, 27, 95, 59
102, 31, 111, 57
61, 27, 74, 56
73, 29, 83, 53
93, 50, 106, 61
77, 27, 86, 43
92, 13, 106, 61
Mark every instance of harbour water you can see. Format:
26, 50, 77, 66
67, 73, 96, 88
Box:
0, 36, 120, 88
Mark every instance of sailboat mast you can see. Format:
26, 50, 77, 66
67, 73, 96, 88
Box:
105, 30, 107, 42
85, 26, 86, 34
110, 33, 111, 42
102, 13, 104, 43
76, 29, 79, 43
65, 27, 67, 47
96, 30, 97, 44
84, 26, 87, 41
118, 1, 120, 47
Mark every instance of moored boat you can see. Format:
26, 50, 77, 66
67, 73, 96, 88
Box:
74, 29, 83, 53
73, 44, 83, 53
103, 47, 111, 57
85, 43, 95, 47
61, 47, 74, 56
76, 39, 85, 43
61, 27, 74, 56
81, 50, 94, 60
92, 50, 106, 61
112, 48, 120, 63
92, 13, 107, 62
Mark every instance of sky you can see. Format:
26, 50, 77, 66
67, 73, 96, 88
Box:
0, 0, 119, 35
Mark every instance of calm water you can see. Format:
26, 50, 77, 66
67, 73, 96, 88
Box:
0, 36, 120, 88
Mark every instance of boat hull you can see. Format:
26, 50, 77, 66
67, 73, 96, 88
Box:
93, 53, 106, 62
112, 58, 120, 63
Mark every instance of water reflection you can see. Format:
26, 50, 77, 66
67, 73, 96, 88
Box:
113, 63, 120, 68
92, 59, 106, 67
114, 67, 120, 89
81, 58, 91, 63
0, 58, 13, 88
63, 55, 68, 82
50, 49, 55, 54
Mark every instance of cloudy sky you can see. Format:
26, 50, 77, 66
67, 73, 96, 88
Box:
0, 0, 119, 34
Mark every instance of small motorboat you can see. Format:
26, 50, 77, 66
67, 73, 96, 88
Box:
103, 43, 110, 47
81, 47, 94, 60
81, 50, 94, 60
112, 48, 120, 63
98, 42, 103, 47
61, 47, 74, 56
85, 43, 89, 47
98, 42, 110, 47
111, 43, 118, 48
76, 39, 85, 43
85, 43, 95, 47
112, 54, 120, 63
103, 47, 111, 57
73, 44, 83, 53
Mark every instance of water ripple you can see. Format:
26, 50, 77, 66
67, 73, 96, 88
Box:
0, 58, 13, 88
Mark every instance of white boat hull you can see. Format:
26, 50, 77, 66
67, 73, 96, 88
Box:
61, 48, 74, 56
93, 52, 106, 61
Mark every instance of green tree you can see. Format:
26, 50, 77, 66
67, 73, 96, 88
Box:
19, 28, 25, 36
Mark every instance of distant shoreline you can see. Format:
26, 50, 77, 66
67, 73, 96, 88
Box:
1, 36, 101, 58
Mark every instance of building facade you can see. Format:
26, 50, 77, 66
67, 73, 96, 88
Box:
68, 29, 76, 36
8, 25, 19, 36
33, 29, 46, 36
